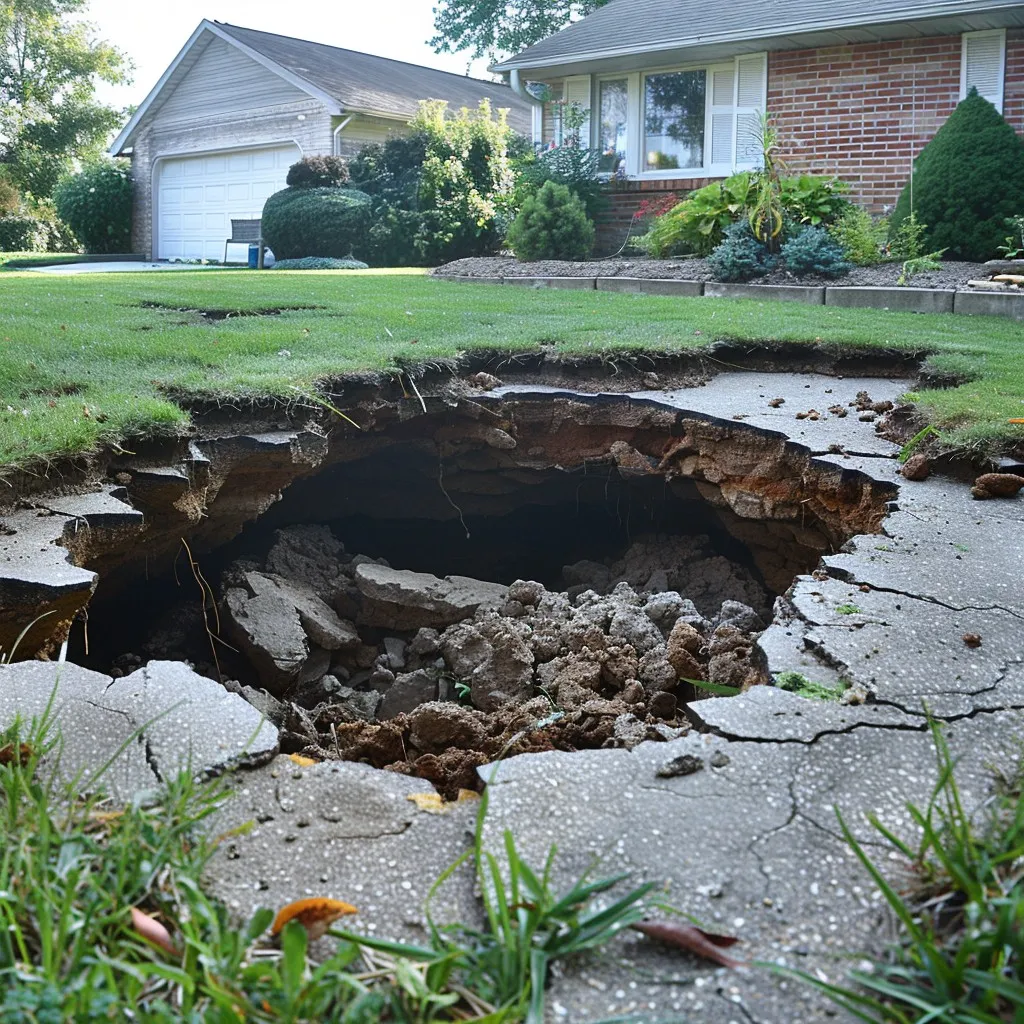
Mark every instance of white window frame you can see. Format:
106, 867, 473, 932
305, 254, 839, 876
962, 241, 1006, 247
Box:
960, 28, 1006, 112
580, 54, 766, 181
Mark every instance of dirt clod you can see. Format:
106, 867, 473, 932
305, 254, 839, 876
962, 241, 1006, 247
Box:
971, 473, 1024, 499
901, 455, 930, 481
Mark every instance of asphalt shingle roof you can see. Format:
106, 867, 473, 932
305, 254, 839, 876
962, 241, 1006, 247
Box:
216, 23, 533, 131
495, 0, 1024, 68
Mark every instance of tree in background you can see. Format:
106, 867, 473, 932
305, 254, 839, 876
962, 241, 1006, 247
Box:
430, 0, 609, 62
0, 0, 128, 202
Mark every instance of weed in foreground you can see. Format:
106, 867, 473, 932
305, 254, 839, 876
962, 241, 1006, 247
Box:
780, 721, 1023, 1022
0, 707, 665, 1022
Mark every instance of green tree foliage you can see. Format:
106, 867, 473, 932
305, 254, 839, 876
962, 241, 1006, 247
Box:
507, 179, 594, 260
780, 225, 851, 279
348, 99, 515, 266
53, 160, 131, 252
285, 155, 350, 188
891, 89, 1024, 262
261, 187, 372, 261
431, 0, 609, 61
0, 0, 128, 200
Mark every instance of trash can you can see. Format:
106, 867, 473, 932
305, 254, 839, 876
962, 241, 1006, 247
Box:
247, 243, 260, 269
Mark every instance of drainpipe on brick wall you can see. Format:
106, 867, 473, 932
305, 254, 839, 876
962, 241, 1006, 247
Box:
332, 115, 354, 155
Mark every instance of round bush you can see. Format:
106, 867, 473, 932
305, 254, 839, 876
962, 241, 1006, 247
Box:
261, 187, 372, 261
273, 256, 369, 270
707, 221, 776, 282
0, 216, 48, 252
286, 155, 350, 188
781, 225, 851, 278
53, 161, 132, 254
507, 180, 594, 262
891, 90, 1024, 261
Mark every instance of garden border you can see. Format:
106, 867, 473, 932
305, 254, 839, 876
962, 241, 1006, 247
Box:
439, 275, 1024, 320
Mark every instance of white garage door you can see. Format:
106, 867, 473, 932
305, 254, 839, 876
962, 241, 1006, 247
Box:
156, 144, 300, 261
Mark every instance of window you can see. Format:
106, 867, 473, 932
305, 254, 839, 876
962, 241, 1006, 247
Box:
597, 78, 629, 173
643, 70, 706, 171
961, 29, 1006, 112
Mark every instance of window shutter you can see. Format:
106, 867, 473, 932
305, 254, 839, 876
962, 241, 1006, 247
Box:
709, 66, 735, 169
733, 53, 767, 170
562, 75, 592, 147
961, 30, 1005, 112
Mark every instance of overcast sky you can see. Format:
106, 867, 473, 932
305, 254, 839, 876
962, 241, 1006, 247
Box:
87, 0, 492, 110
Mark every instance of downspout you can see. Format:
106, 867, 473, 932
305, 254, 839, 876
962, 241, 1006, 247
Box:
509, 70, 544, 146
332, 115, 354, 156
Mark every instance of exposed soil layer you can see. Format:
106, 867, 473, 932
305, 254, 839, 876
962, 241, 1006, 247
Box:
435, 256, 985, 291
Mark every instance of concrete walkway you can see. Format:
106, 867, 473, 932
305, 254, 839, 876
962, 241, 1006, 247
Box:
1, 374, 1021, 1023
28, 260, 232, 274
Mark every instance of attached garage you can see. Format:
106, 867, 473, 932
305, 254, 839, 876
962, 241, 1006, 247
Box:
155, 144, 299, 261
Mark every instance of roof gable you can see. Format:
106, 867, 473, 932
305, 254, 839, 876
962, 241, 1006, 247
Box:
494, 0, 1024, 70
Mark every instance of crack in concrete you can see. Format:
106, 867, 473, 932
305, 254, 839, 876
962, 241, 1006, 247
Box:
746, 775, 798, 897
825, 570, 1024, 622
143, 736, 164, 783
703, 716, 930, 747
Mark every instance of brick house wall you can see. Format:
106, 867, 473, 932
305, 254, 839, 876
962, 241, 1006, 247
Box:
589, 28, 1024, 254
128, 99, 334, 256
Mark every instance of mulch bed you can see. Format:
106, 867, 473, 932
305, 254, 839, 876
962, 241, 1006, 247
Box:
434, 256, 986, 291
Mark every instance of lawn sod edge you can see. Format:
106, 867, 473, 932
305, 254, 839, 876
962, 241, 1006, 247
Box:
0, 269, 1022, 473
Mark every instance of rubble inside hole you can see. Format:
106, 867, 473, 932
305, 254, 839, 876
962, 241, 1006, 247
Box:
111, 523, 772, 796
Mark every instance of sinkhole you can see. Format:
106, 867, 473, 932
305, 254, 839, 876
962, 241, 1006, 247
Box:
67, 389, 896, 795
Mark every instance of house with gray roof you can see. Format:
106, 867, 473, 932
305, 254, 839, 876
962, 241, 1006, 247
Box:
495, 0, 1024, 249
110, 20, 532, 260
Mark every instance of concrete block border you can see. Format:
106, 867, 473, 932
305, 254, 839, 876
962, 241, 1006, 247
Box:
438, 274, 1024, 320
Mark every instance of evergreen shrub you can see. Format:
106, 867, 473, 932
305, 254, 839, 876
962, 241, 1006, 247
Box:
891, 89, 1024, 261
507, 181, 594, 261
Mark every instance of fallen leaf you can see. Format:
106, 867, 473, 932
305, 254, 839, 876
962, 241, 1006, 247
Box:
288, 753, 318, 767
631, 920, 742, 968
272, 897, 357, 941
963, 633, 983, 648
131, 907, 178, 955
407, 792, 446, 814
1008, 418, 1024, 424
0, 743, 33, 766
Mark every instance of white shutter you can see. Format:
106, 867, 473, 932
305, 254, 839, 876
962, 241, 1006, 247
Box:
961, 30, 1005, 112
733, 53, 768, 170
709, 66, 736, 169
562, 74, 592, 147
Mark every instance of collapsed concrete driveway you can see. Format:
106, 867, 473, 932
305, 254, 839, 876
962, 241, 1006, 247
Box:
1, 373, 1022, 1023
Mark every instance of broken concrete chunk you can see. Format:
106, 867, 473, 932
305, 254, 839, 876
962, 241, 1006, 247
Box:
440, 618, 534, 712
355, 564, 508, 630
378, 670, 439, 719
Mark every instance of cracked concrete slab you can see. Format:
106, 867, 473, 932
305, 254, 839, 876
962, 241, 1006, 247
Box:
688, 684, 920, 742
0, 660, 278, 801
202, 758, 480, 946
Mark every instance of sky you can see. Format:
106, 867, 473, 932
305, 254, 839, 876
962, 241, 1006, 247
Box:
86, 0, 492, 110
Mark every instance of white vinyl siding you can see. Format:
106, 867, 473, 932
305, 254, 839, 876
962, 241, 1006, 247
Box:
961, 29, 1006, 112
156, 143, 299, 260
154, 37, 309, 124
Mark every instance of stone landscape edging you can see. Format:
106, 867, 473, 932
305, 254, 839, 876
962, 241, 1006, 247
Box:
441, 274, 1024, 319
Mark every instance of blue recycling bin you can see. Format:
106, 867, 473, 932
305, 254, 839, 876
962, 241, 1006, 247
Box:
247, 243, 260, 269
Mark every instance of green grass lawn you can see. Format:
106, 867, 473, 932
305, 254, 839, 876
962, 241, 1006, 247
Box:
1, 267, 1022, 468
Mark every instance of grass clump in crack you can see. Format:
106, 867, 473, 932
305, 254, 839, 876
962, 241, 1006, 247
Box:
782, 721, 1024, 1022
775, 671, 846, 702
0, 705, 661, 1022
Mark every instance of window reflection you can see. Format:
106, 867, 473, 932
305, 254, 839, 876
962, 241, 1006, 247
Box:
598, 78, 629, 173
644, 70, 706, 171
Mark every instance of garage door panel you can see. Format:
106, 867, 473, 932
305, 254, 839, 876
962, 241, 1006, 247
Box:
157, 143, 299, 260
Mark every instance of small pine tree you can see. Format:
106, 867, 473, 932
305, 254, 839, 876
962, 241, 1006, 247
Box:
507, 181, 594, 261
891, 89, 1024, 261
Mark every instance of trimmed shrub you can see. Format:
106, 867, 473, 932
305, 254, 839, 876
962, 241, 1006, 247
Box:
781, 225, 851, 278
273, 256, 369, 270
707, 220, 776, 282
52, 161, 132, 253
262, 187, 372, 261
0, 216, 48, 252
891, 89, 1024, 261
507, 181, 594, 261
286, 155, 350, 189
